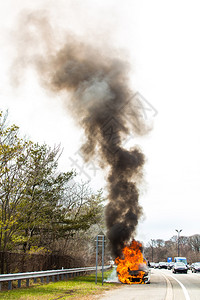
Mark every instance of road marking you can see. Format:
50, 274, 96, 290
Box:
160, 273, 173, 300
168, 274, 191, 300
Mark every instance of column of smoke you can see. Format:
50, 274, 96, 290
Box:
12, 12, 148, 259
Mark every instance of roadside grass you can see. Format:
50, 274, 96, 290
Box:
0, 269, 120, 300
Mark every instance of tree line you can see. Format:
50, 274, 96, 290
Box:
0, 111, 106, 272
144, 234, 200, 264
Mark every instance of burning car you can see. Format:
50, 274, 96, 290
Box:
115, 240, 151, 284
127, 263, 151, 284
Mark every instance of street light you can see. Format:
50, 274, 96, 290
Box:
175, 229, 182, 256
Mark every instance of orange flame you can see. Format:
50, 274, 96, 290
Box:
115, 240, 146, 284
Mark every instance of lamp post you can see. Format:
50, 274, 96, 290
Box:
175, 229, 182, 256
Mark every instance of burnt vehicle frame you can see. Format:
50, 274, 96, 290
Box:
127, 264, 151, 284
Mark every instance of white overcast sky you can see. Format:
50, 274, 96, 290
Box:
0, 0, 200, 245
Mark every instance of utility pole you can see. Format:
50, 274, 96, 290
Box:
151, 239, 154, 262
175, 229, 182, 256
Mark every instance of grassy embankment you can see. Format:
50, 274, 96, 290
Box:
0, 268, 120, 300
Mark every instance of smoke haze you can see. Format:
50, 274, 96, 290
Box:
12, 11, 149, 258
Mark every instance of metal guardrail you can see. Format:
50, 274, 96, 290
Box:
0, 265, 111, 291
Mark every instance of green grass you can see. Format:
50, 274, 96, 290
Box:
0, 269, 120, 300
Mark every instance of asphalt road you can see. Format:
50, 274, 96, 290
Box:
99, 269, 200, 300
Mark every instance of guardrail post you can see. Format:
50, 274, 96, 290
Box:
8, 280, 12, 290
18, 279, 21, 288
26, 279, 29, 287
0, 265, 110, 291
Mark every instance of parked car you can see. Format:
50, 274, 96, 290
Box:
172, 262, 188, 274
168, 262, 175, 270
191, 262, 200, 273
158, 262, 168, 269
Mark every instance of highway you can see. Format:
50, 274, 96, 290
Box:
100, 269, 200, 300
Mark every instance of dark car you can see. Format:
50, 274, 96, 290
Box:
154, 263, 159, 268
168, 262, 175, 270
172, 262, 187, 274
150, 262, 156, 268
158, 262, 168, 269
189, 263, 195, 270
191, 262, 200, 273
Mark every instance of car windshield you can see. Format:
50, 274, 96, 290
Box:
176, 258, 187, 264
195, 262, 200, 266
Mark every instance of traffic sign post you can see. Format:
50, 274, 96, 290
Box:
167, 257, 172, 263
95, 234, 105, 285
95, 235, 99, 284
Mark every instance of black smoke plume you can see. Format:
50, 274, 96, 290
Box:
12, 12, 148, 258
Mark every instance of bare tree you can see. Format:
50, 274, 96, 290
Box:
189, 234, 200, 253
